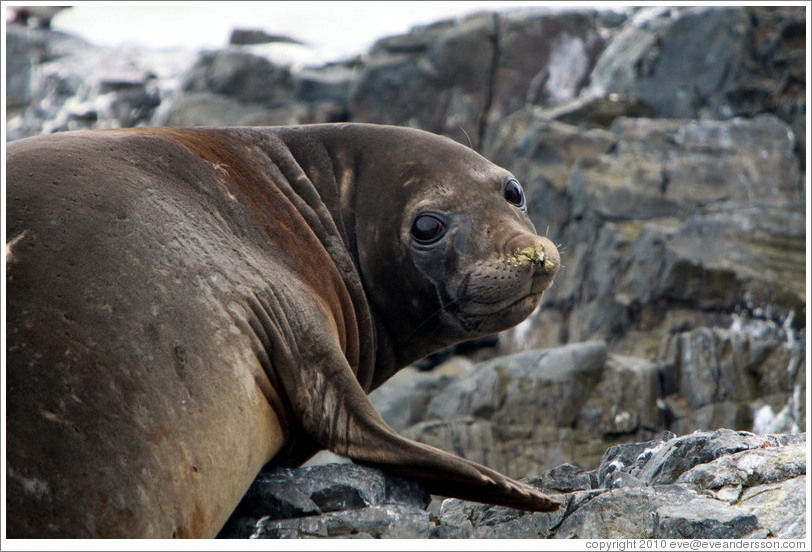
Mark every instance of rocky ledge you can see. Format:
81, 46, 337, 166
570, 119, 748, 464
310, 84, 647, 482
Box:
218, 429, 805, 539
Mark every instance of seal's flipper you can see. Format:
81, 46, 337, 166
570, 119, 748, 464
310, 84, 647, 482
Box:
305, 354, 560, 512
249, 286, 560, 512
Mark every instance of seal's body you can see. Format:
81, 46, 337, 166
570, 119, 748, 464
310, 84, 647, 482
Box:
6, 124, 560, 538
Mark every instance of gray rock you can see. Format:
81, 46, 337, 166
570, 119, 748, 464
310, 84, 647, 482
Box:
254, 504, 432, 539
218, 463, 430, 538
619, 429, 802, 486
400, 342, 609, 475
5, 26, 36, 111
737, 475, 807, 539
5, 25, 194, 141
485, 9, 606, 127
438, 430, 805, 539
229, 29, 304, 46
349, 9, 606, 148
657, 326, 806, 435
585, 6, 807, 170
493, 113, 804, 361
653, 493, 760, 539
181, 49, 295, 106
585, 7, 750, 120
437, 488, 581, 538
553, 485, 695, 539
676, 443, 806, 492
221, 429, 804, 539
535, 463, 594, 493
579, 354, 663, 436
596, 432, 676, 487
368, 358, 474, 432
388, 327, 802, 475
349, 12, 495, 148
152, 91, 303, 127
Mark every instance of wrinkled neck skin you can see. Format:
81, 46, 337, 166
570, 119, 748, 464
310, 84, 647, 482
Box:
252, 124, 469, 391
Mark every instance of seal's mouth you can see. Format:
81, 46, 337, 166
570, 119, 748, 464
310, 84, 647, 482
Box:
454, 290, 543, 335
459, 286, 542, 316
450, 235, 559, 336
457, 239, 559, 313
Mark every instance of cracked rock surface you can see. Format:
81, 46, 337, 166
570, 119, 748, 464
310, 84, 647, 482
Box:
218, 430, 805, 539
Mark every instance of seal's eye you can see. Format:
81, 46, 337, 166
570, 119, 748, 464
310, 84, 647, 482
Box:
504, 179, 526, 210
411, 214, 446, 245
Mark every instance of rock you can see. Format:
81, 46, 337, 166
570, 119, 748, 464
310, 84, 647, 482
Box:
349, 12, 495, 148
180, 49, 295, 105
585, 7, 750, 120
349, 9, 606, 149
676, 442, 806, 493
229, 29, 304, 46
492, 112, 804, 359
584, 6, 807, 170
368, 358, 474, 432
436, 494, 574, 538
254, 504, 432, 539
518, 93, 658, 129
372, 327, 803, 477
632, 430, 786, 485
736, 475, 807, 539
485, 9, 607, 127
579, 354, 663, 437
218, 463, 431, 538
657, 326, 806, 435
439, 430, 805, 539
156, 51, 354, 127
151, 91, 297, 127
404, 342, 609, 475
5, 26, 36, 111
5, 24, 194, 141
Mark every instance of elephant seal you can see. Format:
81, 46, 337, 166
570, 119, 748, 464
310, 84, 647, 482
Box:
5, 124, 561, 538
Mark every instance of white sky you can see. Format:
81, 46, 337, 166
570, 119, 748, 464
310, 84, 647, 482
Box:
11, 1, 625, 61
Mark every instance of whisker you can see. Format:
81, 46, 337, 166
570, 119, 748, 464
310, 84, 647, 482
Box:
459, 127, 473, 150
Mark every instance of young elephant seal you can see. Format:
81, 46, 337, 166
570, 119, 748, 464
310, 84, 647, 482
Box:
5, 124, 561, 538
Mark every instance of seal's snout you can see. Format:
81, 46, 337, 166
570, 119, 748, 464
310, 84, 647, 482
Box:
514, 244, 548, 269
510, 236, 560, 275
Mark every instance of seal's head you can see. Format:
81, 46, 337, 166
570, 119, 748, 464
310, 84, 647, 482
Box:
340, 126, 560, 380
